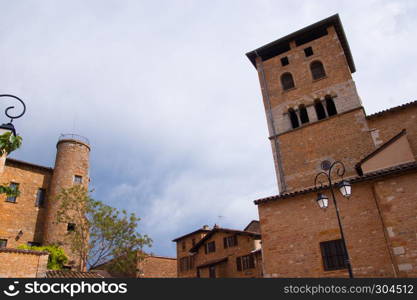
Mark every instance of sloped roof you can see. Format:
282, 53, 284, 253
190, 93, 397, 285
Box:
0, 248, 48, 256
254, 161, 417, 205
197, 257, 228, 269
172, 228, 211, 242
366, 100, 417, 119
246, 14, 355, 73
189, 227, 261, 253
5, 158, 53, 172
46, 270, 108, 278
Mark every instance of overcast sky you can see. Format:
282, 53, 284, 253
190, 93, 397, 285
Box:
1, 0, 416, 257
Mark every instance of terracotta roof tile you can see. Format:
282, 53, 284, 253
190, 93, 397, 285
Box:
46, 270, 105, 278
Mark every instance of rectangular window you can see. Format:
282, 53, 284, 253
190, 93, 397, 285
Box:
205, 241, 216, 254
192, 238, 196, 246
0, 239, 7, 248
223, 235, 238, 249
320, 239, 348, 271
35, 188, 46, 207
73, 175, 82, 184
6, 183, 19, 203
280, 56, 289, 66
67, 223, 76, 232
236, 254, 255, 271
27, 242, 41, 247
179, 256, 194, 272
181, 240, 186, 251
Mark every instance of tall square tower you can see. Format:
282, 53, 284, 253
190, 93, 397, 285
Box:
247, 14, 375, 192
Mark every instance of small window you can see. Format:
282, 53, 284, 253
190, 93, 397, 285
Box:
6, 183, 19, 203
236, 254, 255, 271
320, 239, 348, 271
311, 61, 326, 80
280, 56, 289, 66
314, 100, 327, 120
205, 241, 216, 254
27, 241, 41, 247
192, 238, 196, 246
299, 105, 310, 124
288, 108, 300, 129
35, 188, 46, 207
67, 223, 76, 232
182, 240, 186, 251
223, 235, 238, 249
281, 73, 295, 91
0, 239, 7, 248
73, 175, 82, 184
304, 47, 313, 57
325, 95, 337, 116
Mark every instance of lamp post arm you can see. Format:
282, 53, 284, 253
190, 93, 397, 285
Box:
0, 94, 27, 123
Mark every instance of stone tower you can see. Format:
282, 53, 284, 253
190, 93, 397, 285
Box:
42, 134, 90, 269
246, 14, 375, 193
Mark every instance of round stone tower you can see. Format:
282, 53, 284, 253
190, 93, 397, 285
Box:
42, 134, 90, 269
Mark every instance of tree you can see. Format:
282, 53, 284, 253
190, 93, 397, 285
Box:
0, 132, 22, 197
55, 185, 152, 273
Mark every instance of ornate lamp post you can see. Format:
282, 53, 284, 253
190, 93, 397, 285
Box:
314, 160, 353, 278
0, 94, 27, 136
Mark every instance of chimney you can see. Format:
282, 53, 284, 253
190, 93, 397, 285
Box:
202, 225, 210, 230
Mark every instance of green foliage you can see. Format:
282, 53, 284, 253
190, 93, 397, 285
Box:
17, 244, 68, 270
0, 132, 22, 197
0, 131, 22, 154
55, 185, 152, 273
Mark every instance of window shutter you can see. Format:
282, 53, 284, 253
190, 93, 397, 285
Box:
224, 237, 228, 249
204, 244, 207, 254
236, 257, 242, 271
234, 235, 238, 246
213, 241, 216, 252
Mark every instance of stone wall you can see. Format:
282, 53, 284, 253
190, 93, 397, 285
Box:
0, 248, 49, 278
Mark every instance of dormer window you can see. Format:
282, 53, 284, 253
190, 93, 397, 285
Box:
281, 73, 295, 91
311, 61, 326, 80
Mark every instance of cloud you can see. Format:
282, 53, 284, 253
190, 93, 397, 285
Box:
0, 0, 416, 256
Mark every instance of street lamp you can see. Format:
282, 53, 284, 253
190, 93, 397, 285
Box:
0, 94, 26, 136
314, 160, 353, 278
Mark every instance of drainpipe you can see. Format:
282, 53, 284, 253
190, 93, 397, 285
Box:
255, 52, 286, 193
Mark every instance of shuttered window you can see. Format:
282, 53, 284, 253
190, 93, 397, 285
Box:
205, 241, 216, 254
223, 235, 238, 248
320, 239, 348, 271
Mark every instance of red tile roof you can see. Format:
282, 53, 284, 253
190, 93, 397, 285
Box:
254, 161, 417, 205
46, 270, 107, 278
0, 248, 48, 256
366, 100, 417, 118
197, 257, 228, 269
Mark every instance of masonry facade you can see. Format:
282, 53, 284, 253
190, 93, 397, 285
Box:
173, 222, 263, 278
0, 134, 90, 271
247, 14, 417, 277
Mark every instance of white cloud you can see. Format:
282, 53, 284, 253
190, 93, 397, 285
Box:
1, 0, 416, 256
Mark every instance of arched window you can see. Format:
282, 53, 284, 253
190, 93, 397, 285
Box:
299, 104, 310, 124
288, 108, 300, 129
314, 99, 326, 120
281, 73, 295, 91
325, 95, 337, 116
310, 61, 326, 80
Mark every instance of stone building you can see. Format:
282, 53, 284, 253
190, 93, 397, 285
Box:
173, 222, 263, 278
246, 14, 417, 277
93, 254, 177, 278
0, 134, 90, 271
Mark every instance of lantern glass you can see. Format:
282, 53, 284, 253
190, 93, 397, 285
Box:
339, 180, 352, 198
316, 193, 329, 209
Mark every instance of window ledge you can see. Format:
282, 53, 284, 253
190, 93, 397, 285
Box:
312, 76, 328, 82
282, 87, 297, 93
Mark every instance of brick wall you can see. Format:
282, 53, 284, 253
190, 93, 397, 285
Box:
0, 160, 51, 248
0, 248, 49, 278
138, 256, 177, 278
